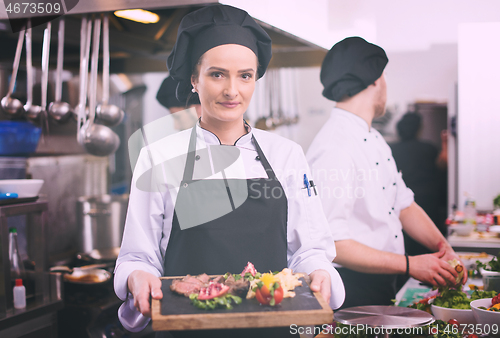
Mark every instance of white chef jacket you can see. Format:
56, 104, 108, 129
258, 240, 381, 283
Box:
114, 120, 345, 332
306, 108, 414, 268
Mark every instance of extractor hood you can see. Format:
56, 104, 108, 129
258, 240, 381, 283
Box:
0, 0, 327, 73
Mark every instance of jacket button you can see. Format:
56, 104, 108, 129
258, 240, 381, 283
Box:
255, 156, 260, 161
195, 155, 200, 161
364, 139, 367, 142
376, 162, 379, 165
389, 211, 392, 215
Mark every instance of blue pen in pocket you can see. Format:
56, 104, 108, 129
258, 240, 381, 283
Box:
303, 174, 311, 197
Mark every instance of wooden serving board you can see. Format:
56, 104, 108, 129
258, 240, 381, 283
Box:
152, 275, 334, 331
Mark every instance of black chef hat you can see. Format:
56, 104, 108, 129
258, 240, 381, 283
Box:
156, 76, 200, 109
320, 37, 388, 102
167, 4, 272, 101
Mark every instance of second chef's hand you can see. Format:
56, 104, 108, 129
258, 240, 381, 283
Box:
309, 269, 331, 305
127, 270, 163, 317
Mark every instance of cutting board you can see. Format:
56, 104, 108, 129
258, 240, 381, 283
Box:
152, 275, 334, 331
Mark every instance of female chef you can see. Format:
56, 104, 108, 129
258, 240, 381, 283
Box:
114, 4, 345, 336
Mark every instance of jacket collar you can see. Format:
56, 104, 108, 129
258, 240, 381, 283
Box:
332, 107, 372, 134
196, 119, 253, 147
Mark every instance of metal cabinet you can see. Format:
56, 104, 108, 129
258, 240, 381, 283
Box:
0, 200, 63, 337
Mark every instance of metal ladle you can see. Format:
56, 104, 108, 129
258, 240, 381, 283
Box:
24, 20, 43, 121
1, 27, 25, 115
81, 17, 120, 157
39, 22, 52, 135
48, 18, 72, 123
95, 14, 124, 126
76, 16, 91, 143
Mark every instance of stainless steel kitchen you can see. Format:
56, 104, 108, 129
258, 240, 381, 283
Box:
0, 1, 500, 338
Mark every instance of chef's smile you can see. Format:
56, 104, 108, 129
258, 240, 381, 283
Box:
219, 101, 240, 109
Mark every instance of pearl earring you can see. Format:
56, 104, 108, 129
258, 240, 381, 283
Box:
192, 88, 196, 93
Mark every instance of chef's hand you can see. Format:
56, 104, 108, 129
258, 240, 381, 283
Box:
127, 270, 163, 317
437, 241, 468, 284
409, 246, 459, 287
309, 269, 331, 304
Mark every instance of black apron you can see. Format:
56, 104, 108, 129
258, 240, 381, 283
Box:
336, 268, 398, 309
158, 125, 296, 337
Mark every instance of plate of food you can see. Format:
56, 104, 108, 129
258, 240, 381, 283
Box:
423, 286, 497, 325
457, 251, 495, 270
151, 262, 333, 331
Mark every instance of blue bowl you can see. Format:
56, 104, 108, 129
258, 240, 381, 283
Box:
0, 121, 42, 156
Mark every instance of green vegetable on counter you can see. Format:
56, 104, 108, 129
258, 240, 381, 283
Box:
477, 251, 500, 272
493, 194, 500, 209
433, 288, 471, 309
432, 286, 497, 310
470, 289, 497, 300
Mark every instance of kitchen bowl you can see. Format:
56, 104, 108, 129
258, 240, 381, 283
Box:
431, 304, 476, 325
470, 298, 500, 337
0, 121, 42, 156
450, 223, 474, 236
0, 179, 44, 198
480, 268, 500, 292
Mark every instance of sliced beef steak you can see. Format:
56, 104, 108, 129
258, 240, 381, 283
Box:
170, 274, 210, 296
197, 273, 211, 284
170, 279, 202, 296
170, 272, 249, 298
225, 277, 250, 297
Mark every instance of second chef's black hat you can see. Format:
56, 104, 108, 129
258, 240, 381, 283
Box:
320, 36, 388, 102
156, 76, 200, 109
167, 4, 272, 101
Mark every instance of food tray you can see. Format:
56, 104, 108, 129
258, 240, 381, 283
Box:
152, 276, 333, 331
0, 196, 39, 206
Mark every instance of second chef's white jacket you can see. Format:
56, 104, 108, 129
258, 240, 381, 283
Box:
306, 108, 415, 268
114, 120, 345, 332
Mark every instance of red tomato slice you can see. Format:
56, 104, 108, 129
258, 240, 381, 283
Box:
255, 283, 284, 306
273, 285, 284, 305
259, 285, 271, 298
255, 288, 271, 305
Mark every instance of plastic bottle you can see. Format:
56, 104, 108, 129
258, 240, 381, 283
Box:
13, 278, 26, 309
8, 227, 25, 282
446, 204, 458, 225
464, 194, 477, 225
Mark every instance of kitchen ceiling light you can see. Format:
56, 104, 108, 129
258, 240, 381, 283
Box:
114, 9, 160, 24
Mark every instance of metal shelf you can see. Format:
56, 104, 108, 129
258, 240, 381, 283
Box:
0, 200, 49, 317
